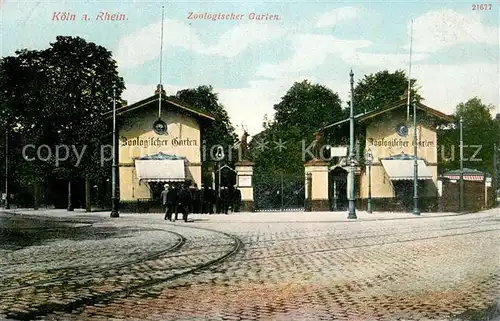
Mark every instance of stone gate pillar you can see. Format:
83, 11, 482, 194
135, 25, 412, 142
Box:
304, 159, 329, 211
235, 161, 254, 212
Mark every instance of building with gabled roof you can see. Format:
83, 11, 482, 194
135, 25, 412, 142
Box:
105, 85, 215, 209
318, 97, 455, 212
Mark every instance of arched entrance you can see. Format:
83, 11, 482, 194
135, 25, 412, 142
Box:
329, 167, 348, 211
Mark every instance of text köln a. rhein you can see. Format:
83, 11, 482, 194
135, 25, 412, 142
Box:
52, 12, 128, 21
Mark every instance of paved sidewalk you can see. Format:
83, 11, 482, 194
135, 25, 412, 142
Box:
4, 207, 491, 222
1, 208, 499, 321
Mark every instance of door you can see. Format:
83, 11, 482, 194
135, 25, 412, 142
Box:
329, 168, 348, 211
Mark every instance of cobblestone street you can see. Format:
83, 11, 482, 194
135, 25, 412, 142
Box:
0, 209, 499, 321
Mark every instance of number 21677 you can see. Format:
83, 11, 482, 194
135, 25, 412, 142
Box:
472, 4, 492, 10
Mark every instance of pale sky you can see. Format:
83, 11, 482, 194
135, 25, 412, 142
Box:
2, 0, 499, 138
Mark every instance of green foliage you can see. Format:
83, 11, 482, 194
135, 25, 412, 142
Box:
0, 36, 124, 195
174, 85, 237, 150
438, 97, 499, 175
353, 70, 422, 113
174, 85, 237, 187
250, 80, 345, 177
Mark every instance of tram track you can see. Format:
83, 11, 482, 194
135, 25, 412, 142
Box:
243, 217, 500, 248
0, 212, 189, 292
2, 222, 243, 321
0, 229, 186, 293
238, 225, 500, 261
1, 211, 496, 320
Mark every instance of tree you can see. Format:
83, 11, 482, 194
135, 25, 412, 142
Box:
0, 50, 55, 207
0, 36, 125, 208
438, 97, 499, 175
44, 36, 125, 182
250, 80, 345, 176
353, 70, 422, 113
174, 85, 237, 186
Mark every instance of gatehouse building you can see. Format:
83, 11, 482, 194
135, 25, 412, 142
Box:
104, 86, 215, 210
356, 98, 453, 211
309, 97, 455, 212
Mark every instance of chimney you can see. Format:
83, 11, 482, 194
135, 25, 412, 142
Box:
155, 84, 166, 95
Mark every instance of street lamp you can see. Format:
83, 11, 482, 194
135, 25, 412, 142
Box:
494, 143, 498, 195
348, 69, 357, 219
365, 148, 373, 213
412, 98, 420, 215
67, 181, 73, 211
215, 146, 225, 198
110, 84, 120, 218
459, 117, 464, 212
4, 130, 9, 209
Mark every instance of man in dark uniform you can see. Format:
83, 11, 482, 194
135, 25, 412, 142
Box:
163, 184, 178, 221
233, 185, 242, 212
215, 187, 222, 214
228, 186, 235, 213
172, 184, 180, 221
221, 186, 229, 214
178, 183, 191, 222
188, 184, 196, 213
206, 186, 215, 214
189, 183, 201, 214
199, 185, 206, 213
194, 184, 201, 213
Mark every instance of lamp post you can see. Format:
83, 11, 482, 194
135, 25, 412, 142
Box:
4, 130, 9, 209
215, 146, 225, 198
412, 98, 420, 215
218, 160, 221, 198
67, 181, 73, 211
366, 148, 373, 213
110, 84, 119, 218
495, 143, 499, 206
494, 143, 498, 195
348, 69, 357, 219
459, 117, 464, 212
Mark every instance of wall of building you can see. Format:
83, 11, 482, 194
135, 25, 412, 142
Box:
353, 110, 439, 211
118, 109, 202, 201
365, 113, 438, 164
362, 111, 438, 197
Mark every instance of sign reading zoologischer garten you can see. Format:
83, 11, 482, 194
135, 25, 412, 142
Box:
121, 136, 198, 147
367, 137, 434, 148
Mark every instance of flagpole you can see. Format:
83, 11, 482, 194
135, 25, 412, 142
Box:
159, 5, 165, 119
406, 19, 413, 122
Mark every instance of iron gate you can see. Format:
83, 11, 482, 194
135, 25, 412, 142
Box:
329, 167, 348, 211
253, 172, 305, 211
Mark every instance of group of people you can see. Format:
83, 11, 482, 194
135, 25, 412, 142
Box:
161, 182, 242, 222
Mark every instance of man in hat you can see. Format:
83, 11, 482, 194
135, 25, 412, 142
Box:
221, 186, 229, 214
206, 186, 215, 214
162, 184, 170, 220
163, 184, 178, 221
232, 185, 241, 212
178, 182, 192, 222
